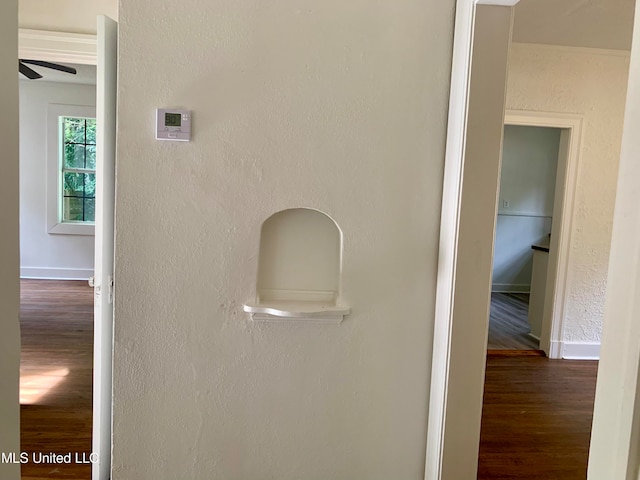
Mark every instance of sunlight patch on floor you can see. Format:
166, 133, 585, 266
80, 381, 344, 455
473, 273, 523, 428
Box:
20, 367, 70, 404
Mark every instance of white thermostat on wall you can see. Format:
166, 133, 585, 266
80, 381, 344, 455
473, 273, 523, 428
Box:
156, 108, 191, 141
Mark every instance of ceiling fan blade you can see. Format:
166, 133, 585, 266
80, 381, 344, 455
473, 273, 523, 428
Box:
19, 62, 42, 80
21, 59, 77, 75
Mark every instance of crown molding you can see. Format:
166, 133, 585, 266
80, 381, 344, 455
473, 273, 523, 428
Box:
512, 41, 631, 58
477, 0, 520, 5
19, 29, 97, 65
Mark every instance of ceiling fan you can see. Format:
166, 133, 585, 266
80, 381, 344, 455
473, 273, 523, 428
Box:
19, 59, 77, 80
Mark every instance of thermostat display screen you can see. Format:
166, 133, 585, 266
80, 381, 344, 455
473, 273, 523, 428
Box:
156, 108, 191, 142
165, 112, 182, 127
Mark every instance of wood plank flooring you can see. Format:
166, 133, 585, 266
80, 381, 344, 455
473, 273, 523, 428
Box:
18, 281, 597, 479
479, 355, 598, 479
20, 279, 93, 480
488, 293, 540, 350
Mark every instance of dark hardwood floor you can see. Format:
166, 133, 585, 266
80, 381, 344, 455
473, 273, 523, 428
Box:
20, 279, 93, 480
479, 355, 598, 479
18, 281, 597, 479
488, 293, 540, 350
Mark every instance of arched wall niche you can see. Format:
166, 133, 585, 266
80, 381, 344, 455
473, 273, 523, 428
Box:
243, 208, 350, 323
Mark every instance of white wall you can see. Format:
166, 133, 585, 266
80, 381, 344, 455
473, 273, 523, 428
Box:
19, 0, 117, 34
20, 80, 96, 280
0, 0, 21, 478
112, 0, 455, 478
492, 125, 560, 291
506, 43, 630, 344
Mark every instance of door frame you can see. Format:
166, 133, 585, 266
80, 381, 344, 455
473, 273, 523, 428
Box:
503, 110, 583, 358
18, 28, 115, 479
92, 16, 117, 480
427, 0, 634, 477
424, 1, 520, 478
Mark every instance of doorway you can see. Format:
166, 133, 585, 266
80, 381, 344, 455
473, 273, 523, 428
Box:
499, 111, 582, 359
18, 57, 97, 480
487, 124, 562, 352
16, 20, 117, 480
426, 0, 632, 477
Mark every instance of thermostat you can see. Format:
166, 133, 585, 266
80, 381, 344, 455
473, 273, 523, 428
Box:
156, 108, 191, 141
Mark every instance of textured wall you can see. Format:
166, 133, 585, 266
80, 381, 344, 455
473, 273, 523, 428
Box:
19, 80, 95, 279
19, 0, 117, 33
0, 0, 21, 478
506, 43, 630, 343
113, 0, 455, 478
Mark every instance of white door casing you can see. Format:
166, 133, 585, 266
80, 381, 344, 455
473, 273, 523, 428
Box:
588, 1, 640, 476
425, 2, 516, 478
502, 111, 583, 360
92, 15, 117, 480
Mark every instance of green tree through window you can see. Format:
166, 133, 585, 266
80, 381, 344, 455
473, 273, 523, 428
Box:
61, 117, 96, 222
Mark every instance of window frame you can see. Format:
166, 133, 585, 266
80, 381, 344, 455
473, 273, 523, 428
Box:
47, 104, 97, 236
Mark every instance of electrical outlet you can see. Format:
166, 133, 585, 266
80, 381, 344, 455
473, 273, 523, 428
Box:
503, 200, 510, 208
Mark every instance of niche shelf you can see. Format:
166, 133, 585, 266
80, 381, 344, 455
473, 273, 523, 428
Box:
243, 208, 349, 323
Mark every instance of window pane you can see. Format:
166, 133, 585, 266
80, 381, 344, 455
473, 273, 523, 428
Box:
63, 197, 85, 222
84, 173, 96, 197
64, 144, 86, 168
63, 117, 86, 143
59, 115, 96, 225
84, 198, 95, 222
85, 145, 96, 169
63, 172, 85, 196
86, 119, 96, 145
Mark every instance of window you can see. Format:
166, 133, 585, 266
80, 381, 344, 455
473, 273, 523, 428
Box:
61, 117, 96, 223
47, 104, 96, 235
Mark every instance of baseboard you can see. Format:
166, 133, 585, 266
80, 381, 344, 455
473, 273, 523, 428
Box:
562, 342, 601, 360
21, 267, 94, 281
487, 349, 545, 357
491, 283, 531, 293
548, 340, 563, 359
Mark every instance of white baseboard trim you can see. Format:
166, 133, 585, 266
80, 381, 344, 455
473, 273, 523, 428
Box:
548, 340, 563, 359
562, 342, 601, 360
491, 283, 531, 293
21, 267, 94, 281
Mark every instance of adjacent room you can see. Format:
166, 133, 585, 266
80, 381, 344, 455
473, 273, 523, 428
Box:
488, 124, 560, 351
18, 60, 97, 480
485, 0, 632, 357
478, 0, 633, 478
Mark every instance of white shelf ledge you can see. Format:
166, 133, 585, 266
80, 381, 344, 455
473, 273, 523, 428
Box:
243, 301, 350, 324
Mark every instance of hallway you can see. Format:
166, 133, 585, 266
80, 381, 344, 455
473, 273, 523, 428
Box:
479, 355, 598, 479
488, 293, 540, 351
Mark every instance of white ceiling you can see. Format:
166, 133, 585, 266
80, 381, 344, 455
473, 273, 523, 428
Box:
19, 62, 96, 85
512, 0, 635, 51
